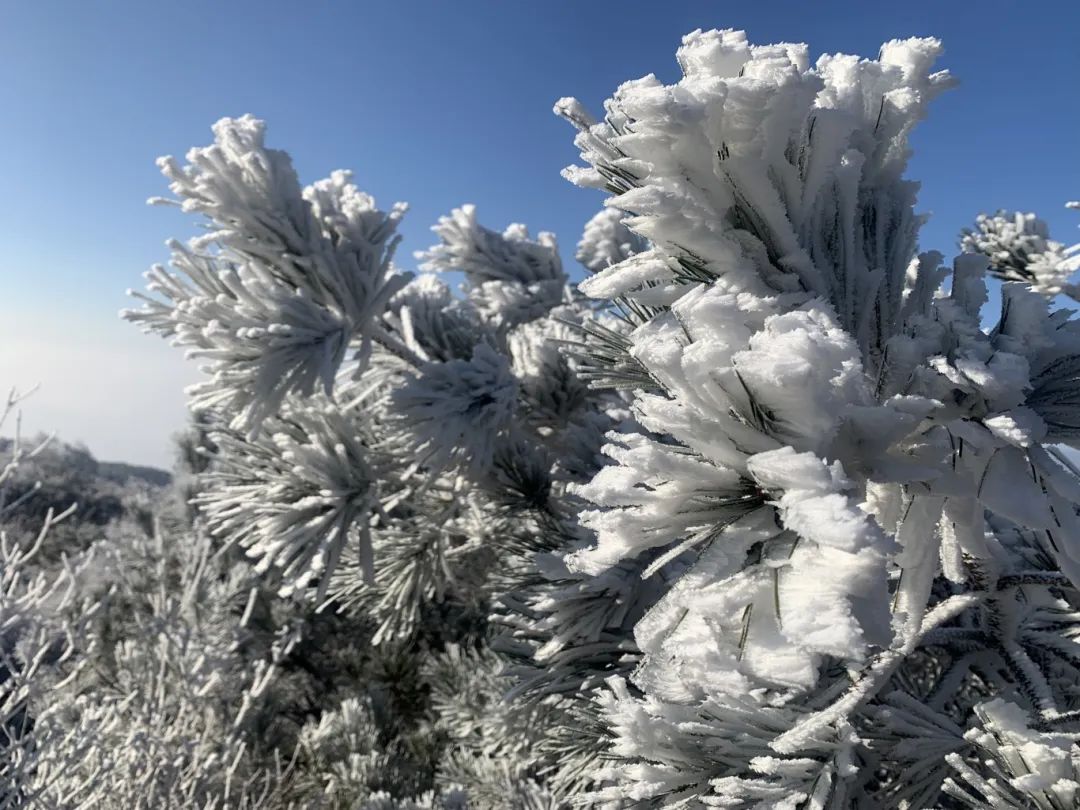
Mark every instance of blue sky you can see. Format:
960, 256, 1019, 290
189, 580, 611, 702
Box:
1, 0, 1077, 466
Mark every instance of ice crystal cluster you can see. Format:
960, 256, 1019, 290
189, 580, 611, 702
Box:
961, 208, 1080, 299
6, 26, 1080, 810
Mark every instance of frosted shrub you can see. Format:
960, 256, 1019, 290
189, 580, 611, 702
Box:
0, 392, 95, 805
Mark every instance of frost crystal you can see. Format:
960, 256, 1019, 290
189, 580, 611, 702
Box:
575, 207, 648, 272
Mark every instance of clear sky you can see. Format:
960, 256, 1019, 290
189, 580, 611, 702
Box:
1, 0, 1077, 468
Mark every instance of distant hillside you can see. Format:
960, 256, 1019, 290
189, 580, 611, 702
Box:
0, 437, 171, 555
97, 459, 172, 488
0, 438, 171, 486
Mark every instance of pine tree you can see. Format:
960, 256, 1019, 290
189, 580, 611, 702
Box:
5, 26, 1080, 810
